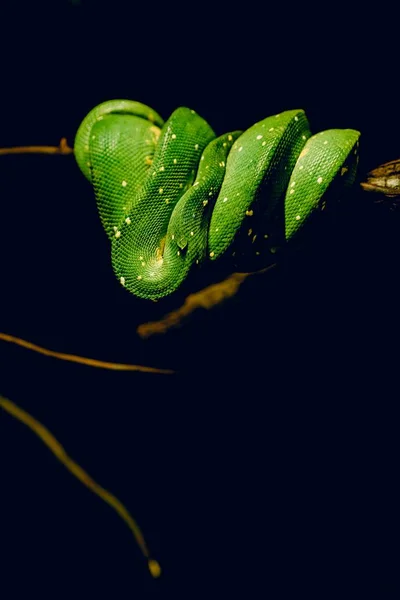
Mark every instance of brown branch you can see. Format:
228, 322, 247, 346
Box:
137, 264, 277, 339
0, 332, 174, 374
360, 159, 400, 198
0, 138, 73, 156
0, 395, 161, 578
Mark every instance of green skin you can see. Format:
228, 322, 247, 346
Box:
75, 100, 360, 300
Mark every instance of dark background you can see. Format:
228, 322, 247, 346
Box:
1, 1, 399, 597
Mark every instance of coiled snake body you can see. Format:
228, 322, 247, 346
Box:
75, 100, 360, 300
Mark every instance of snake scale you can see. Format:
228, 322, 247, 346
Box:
75, 100, 360, 300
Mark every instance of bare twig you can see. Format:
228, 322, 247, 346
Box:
137, 264, 277, 338
0, 332, 174, 374
0, 138, 73, 156
0, 395, 161, 578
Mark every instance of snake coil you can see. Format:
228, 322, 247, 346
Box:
75, 100, 360, 300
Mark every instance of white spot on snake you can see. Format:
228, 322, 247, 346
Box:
290, 189, 295, 194
171, 133, 176, 139
177, 250, 180, 256
262, 141, 266, 146
190, 231, 194, 236
97, 116, 104, 121
209, 251, 215, 257
228, 135, 233, 141
179, 183, 183, 188
257, 135, 263, 140
137, 275, 142, 280
209, 191, 213, 196
299, 165, 304, 170
113, 226, 117, 232
238, 146, 243, 152
125, 217, 131, 225
223, 142, 227, 147
171, 235, 175, 240
91, 135, 96, 140
115, 230, 121, 239
275, 114, 280, 118
223, 197, 228, 202
295, 215, 301, 220
141, 261, 146, 266
120, 277, 125, 286
165, 199, 170, 204
159, 188, 163, 194
291, 181, 296, 187
159, 166, 165, 172
269, 127, 274, 132
317, 177, 323, 184
201, 156, 204, 160
196, 259, 199, 264
215, 228, 219, 232
194, 144, 199, 150
191, 109, 195, 114
122, 180, 127, 187
302, 135, 307, 140
246, 210, 254, 216
194, 182, 199, 186
203, 200, 208, 206
173, 158, 177, 164
139, 256, 143, 260
294, 116, 299, 121
323, 140, 328, 145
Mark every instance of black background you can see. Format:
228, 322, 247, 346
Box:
1, 1, 399, 597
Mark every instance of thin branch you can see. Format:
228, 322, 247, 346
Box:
0, 332, 174, 374
0, 138, 73, 156
0, 395, 161, 578
137, 264, 277, 339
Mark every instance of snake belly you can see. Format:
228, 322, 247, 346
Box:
75, 100, 360, 300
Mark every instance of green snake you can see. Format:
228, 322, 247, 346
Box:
75, 100, 360, 300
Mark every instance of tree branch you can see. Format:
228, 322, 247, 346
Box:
0, 332, 174, 374
0, 395, 161, 578
0, 138, 73, 156
137, 264, 277, 338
